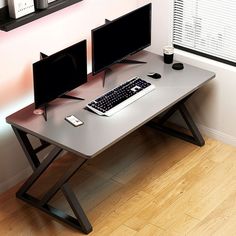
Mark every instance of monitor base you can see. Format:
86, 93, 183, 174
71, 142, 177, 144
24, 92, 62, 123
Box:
34, 95, 84, 122
102, 59, 146, 87
60, 94, 85, 101
118, 59, 147, 64
102, 68, 112, 87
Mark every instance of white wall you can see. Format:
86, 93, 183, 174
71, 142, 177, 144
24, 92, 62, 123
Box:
139, 0, 236, 146
0, 0, 138, 193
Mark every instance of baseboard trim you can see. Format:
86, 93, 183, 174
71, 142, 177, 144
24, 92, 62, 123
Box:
198, 124, 236, 147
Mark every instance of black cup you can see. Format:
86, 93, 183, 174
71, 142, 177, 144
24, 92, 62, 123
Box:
164, 53, 174, 64
163, 46, 174, 64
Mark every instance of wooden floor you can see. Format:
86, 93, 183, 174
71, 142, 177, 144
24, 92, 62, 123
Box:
1, 126, 236, 235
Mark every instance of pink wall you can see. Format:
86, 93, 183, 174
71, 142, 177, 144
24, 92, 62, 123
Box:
0, 0, 138, 193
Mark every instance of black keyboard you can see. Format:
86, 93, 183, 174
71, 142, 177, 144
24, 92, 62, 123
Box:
86, 77, 155, 116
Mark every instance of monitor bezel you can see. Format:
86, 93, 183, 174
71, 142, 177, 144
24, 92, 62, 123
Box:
33, 40, 87, 109
91, 3, 152, 75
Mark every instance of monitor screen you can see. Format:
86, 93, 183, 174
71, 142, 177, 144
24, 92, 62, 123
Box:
92, 3, 152, 74
33, 40, 87, 109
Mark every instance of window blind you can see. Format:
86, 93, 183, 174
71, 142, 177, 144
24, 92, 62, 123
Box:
173, 0, 236, 66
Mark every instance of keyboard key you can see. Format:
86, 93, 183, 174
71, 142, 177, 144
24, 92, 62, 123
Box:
86, 77, 155, 116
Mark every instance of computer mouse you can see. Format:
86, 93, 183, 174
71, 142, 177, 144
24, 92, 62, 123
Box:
147, 72, 161, 79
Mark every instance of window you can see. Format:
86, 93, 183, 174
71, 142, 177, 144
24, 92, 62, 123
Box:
173, 0, 236, 66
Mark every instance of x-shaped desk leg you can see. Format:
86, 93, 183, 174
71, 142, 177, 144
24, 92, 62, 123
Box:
148, 93, 205, 146
12, 127, 93, 234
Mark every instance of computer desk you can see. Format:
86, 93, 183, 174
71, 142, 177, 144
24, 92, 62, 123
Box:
6, 51, 215, 234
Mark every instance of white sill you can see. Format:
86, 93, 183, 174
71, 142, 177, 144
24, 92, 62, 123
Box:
175, 49, 236, 72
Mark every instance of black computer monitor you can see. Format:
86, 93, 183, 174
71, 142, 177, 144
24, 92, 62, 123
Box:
33, 40, 87, 109
92, 3, 152, 75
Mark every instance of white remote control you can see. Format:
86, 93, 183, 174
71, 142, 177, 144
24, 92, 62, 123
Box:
65, 115, 83, 127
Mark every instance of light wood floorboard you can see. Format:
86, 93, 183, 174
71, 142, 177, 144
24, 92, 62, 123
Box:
1, 126, 236, 235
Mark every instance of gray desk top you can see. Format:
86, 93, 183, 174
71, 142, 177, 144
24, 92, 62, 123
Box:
6, 51, 215, 159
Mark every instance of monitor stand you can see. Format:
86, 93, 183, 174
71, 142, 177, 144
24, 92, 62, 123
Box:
102, 59, 146, 87
37, 104, 47, 122
38, 95, 84, 122
60, 94, 85, 101
118, 58, 147, 64
102, 68, 112, 87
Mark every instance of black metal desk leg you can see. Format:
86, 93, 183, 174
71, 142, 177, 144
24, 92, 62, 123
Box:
12, 127, 41, 170
16, 146, 63, 197
62, 183, 93, 234
148, 93, 205, 146
179, 103, 205, 146
12, 126, 93, 234
16, 157, 92, 234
